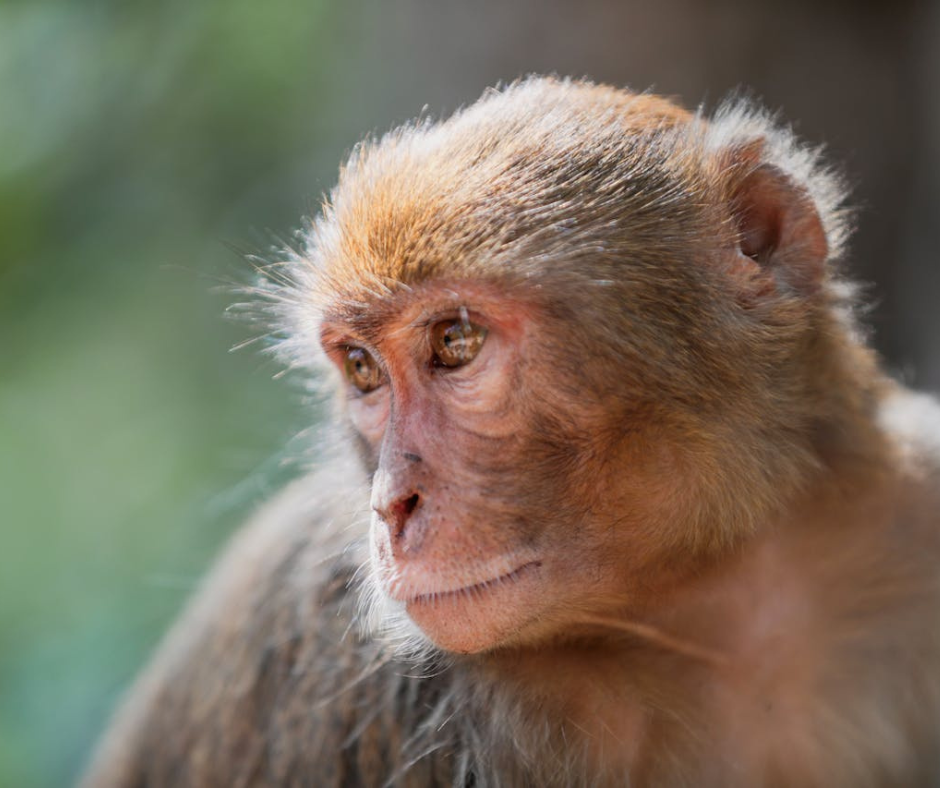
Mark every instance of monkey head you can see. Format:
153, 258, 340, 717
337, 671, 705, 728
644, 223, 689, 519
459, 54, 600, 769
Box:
276, 77, 852, 656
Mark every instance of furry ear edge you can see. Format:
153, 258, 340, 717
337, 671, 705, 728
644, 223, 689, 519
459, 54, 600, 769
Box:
704, 101, 851, 299
726, 141, 829, 296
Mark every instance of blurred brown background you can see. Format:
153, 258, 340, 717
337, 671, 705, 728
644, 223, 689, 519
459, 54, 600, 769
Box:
0, 1, 937, 785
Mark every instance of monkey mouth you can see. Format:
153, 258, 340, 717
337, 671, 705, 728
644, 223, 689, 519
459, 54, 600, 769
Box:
402, 560, 542, 605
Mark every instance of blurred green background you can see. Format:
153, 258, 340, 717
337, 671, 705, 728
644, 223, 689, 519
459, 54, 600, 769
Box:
1, 1, 937, 785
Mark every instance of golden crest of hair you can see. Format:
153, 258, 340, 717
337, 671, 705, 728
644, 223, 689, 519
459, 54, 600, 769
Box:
268, 77, 850, 368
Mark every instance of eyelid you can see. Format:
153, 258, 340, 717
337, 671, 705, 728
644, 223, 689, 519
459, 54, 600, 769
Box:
421, 306, 485, 332
321, 333, 380, 363
412, 299, 481, 324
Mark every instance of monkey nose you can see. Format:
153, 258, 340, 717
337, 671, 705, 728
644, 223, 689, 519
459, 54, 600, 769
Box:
375, 492, 421, 539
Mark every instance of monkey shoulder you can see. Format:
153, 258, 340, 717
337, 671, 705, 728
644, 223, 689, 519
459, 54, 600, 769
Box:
81, 471, 483, 787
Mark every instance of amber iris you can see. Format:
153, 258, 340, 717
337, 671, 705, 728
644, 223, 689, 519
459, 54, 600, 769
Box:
430, 319, 487, 368
344, 347, 382, 392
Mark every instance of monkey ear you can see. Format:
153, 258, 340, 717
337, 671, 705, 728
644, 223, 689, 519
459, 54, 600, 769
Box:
723, 141, 829, 297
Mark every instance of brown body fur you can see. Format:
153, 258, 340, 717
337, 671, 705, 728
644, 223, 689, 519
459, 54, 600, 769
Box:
84, 78, 940, 786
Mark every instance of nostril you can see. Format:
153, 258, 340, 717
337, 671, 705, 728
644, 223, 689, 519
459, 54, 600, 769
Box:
387, 493, 420, 537
401, 493, 419, 516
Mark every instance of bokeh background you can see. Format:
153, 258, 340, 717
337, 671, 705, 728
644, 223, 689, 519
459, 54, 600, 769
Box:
1, 1, 938, 784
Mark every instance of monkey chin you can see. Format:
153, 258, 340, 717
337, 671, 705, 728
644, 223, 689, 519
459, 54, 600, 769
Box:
399, 561, 544, 655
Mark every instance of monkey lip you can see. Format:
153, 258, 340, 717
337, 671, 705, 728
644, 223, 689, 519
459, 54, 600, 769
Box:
399, 560, 542, 605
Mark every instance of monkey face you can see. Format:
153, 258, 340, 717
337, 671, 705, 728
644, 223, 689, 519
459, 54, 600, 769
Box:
319, 279, 643, 654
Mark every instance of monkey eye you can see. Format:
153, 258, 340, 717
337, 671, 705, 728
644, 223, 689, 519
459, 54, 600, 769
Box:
343, 347, 383, 393
429, 317, 488, 368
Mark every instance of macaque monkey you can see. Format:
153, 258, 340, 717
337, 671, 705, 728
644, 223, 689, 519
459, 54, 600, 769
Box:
83, 77, 940, 787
